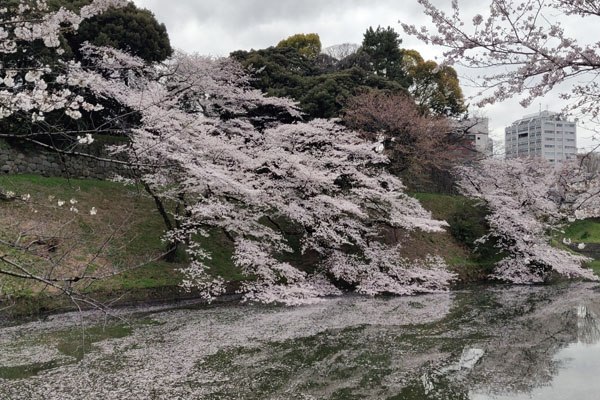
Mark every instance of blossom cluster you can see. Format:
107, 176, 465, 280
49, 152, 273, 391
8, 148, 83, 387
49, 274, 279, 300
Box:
402, 1, 600, 119
458, 157, 600, 283
0, 1, 124, 123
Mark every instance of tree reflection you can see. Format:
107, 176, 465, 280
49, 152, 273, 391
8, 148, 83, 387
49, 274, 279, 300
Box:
2, 284, 600, 399
414, 284, 600, 399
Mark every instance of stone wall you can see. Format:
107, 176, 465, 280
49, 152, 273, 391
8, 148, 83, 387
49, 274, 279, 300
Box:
0, 138, 131, 180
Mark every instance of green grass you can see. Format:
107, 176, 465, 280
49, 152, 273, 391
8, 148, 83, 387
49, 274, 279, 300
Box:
552, 218, 600, 277
410, 193, 474, 221
563, 218, 600, 243
0, 174, 246, 314
410, 193, 502, 281
0, 174, 130, 195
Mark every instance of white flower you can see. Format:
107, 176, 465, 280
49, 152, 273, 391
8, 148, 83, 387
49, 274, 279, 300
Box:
21, 194, 31, 201
578, 243, 586, 250
66, 109, 82, 120
24, 70, 42, 82
69, 198, 78, 205
57, 200, 65, 207
77, 133, 94, 145
5, 190, 15, 198
89, 207, 97, 215
375, 143, 385, 153
562, 237, 572, 245
3, 76, 15, 88
70, 206, 78, 213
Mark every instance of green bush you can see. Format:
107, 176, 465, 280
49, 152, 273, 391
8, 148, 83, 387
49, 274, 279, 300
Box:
447, 201, 500, 262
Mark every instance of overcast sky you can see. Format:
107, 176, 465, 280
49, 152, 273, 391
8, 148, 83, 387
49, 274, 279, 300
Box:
132, 0, 598, 153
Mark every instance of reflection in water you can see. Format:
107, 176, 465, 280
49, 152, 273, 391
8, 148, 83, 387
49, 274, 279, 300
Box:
576, 305, 600, 344
0, 283, 600, 399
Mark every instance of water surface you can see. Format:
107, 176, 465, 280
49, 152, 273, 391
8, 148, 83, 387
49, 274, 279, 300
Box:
1, 283, 599, 399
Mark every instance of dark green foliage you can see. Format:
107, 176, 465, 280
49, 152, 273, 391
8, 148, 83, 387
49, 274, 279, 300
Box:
6, 1, 171, 67
299, 68, 402, 119
231, 46, 317, 99
232, 26, 465, 119
1, 1, 170, 145
314, 53, 339, 73
361, 26, 408, 86
231, 47, 405, 119
448, 201, 502, 262
55, 1, 173, 63
336, 50, 373, 71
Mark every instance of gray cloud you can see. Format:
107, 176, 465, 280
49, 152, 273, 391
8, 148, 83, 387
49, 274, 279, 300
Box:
134, 0, 426, 55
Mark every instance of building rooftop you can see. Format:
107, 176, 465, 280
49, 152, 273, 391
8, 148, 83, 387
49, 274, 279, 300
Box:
509, 110, 569, 126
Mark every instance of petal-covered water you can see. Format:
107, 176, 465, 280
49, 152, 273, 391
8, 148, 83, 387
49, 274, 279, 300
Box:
1, 283, 599, 399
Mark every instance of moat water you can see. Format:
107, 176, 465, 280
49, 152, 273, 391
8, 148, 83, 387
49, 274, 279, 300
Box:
1, 282, 599, 399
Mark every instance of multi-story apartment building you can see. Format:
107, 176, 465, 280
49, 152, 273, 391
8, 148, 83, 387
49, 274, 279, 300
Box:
505, 111, 577, 163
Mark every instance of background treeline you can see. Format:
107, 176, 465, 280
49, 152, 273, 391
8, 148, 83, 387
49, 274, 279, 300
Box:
231, 27, 466, 119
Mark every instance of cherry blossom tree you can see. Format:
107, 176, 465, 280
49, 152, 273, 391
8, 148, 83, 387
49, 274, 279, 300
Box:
457, 157, 600, 283
0, 0, 130, 155
403, 1, 600, 283
1, 2, 457, 305
94, 50, 455, 304
402, 0, 600, 119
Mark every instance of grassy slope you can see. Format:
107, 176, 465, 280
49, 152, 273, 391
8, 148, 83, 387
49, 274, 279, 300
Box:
563, 218, 600, 243
410, 193, 500, 281
0, 175, 502, 315
0, 175, 245, 315
559, 218, 600, 275
0, 175, 180, 292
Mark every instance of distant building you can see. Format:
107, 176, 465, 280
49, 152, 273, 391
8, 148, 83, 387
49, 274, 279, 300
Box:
505, 111, 577, 163
453, 117, 492, 161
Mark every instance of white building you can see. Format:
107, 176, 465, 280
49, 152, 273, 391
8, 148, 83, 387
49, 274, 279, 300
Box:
453, 117, 493, 160
505, 111, 577, 163
470, 117, 492, 155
